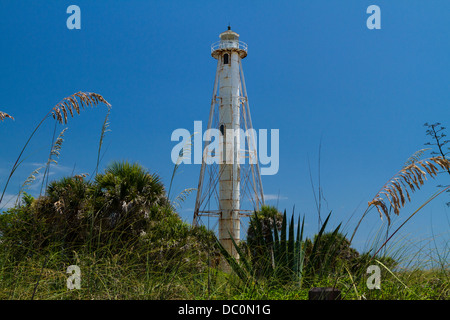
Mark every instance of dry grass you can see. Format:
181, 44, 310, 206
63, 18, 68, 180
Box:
51, 92, 111, 124
0, 91, 111, 207
368, 155, 450, 224
0, 111, 14, 121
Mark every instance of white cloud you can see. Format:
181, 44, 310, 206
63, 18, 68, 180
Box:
263, 194, 288, 201
0, 193, 20, 210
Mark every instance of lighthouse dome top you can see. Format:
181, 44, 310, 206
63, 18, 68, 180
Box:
219, 27, 240, 40
211, 27, 248, 59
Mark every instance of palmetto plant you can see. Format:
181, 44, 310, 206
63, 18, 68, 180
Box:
45, 176, 92, 246
93, 161, 168, 236
217, 209, 342, 287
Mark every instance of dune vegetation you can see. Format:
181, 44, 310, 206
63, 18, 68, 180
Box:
0, 93, 448, 300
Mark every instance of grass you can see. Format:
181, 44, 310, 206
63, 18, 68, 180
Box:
0, 211, 447, 300
0, 93, 448, 300
1, 248, 446, 300
3, 207, 446, 301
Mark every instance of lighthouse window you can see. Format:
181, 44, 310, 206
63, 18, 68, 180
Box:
219, 124, 225, 135
223, 54, 229, 65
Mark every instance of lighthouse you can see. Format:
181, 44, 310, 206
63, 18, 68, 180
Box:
194, 27, 264, 267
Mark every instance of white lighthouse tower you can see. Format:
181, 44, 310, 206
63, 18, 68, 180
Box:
193, 27, 264, 266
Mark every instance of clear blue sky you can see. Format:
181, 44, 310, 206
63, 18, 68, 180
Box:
0, 1, 449, 264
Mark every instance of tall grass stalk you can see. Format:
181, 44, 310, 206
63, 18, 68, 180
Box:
0, 92, 110, 207
371, 186, 450, 261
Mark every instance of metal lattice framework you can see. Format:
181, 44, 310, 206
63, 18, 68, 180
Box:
193, 53, 265, 237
